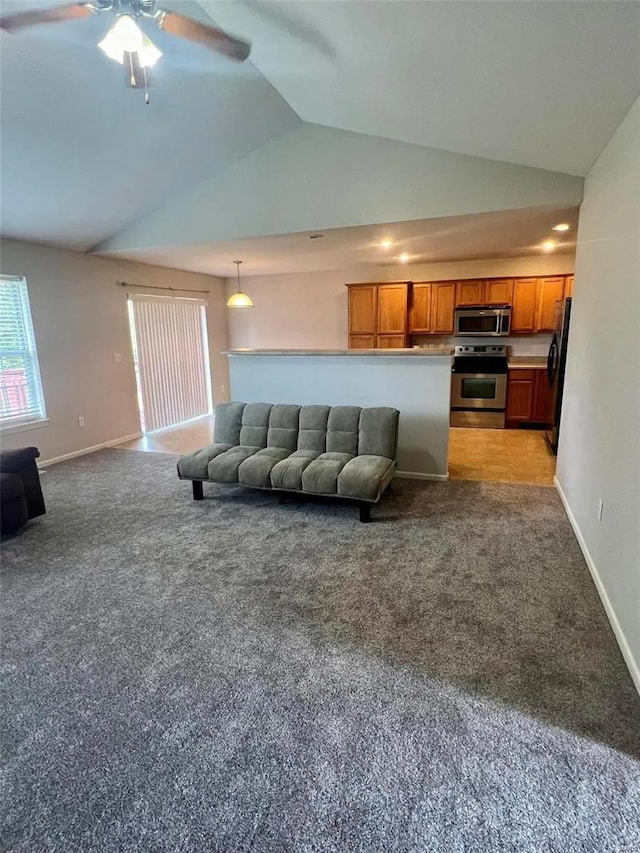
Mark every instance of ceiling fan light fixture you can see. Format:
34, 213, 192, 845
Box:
227, 261, 254, 308
98, 14, 160, 65
138, 35, 162, 68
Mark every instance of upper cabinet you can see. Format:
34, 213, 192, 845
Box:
347, 282, 408, 348
409, 282, 431, 333
565, 275, 575, 297
511, 279, 539, 333
536, 277, 565, 332
409, 282, 455, 334
348, 284, 377, 336
455, 280, 484, 306
377, 284, 409, 335
484, 279, 514, 305
430, 283, 456, 334
347, 274, 572, 345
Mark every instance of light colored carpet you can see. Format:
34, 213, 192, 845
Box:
1, 449, 639, 852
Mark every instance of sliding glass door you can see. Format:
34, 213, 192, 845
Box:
128, 295, 212, 433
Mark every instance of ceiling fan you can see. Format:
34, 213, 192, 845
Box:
0, 0, 251, 100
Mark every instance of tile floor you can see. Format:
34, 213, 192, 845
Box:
448, 426, 556, 486
117, 419, 556, 487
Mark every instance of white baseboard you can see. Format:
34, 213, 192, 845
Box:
395, 470, 449, 481
554, 475, 640, 696
38, 433, 143, 468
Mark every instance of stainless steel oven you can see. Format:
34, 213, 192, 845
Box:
454, 304, 511, 336
450, 345, 508, 429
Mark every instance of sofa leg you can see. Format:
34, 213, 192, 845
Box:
192, 481, 204, 501
359, 503, 372, 523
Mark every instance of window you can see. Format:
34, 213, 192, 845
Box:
0, 276, 47, 431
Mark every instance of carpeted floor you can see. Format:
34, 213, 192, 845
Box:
1, 449, 639, 852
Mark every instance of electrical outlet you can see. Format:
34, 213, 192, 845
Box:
597, 499, 604, 522
113, 352, 122, 363
78, 416, 86, 428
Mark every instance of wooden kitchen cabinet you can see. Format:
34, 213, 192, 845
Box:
484, 278, 514, 305
377, 283, 409, 336
536, 277, 565, 332
430, 282, 456, 334
348, 334, 376, 349
565, 275, 575, 297
346, 282, 409, 348
510, 279, 539, 333
348, 285, 377, 335
506, 367, 552, 426
455, 280, 484, 306
377, 335, 407, 348
408, 280, 455, 335
409, 282, 431, 333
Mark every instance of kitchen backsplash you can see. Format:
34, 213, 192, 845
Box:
411, 334, 552, 356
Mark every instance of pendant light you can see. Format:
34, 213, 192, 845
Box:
227, 261, 254, 308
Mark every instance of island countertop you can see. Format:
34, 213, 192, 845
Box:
223, 347, 453, 357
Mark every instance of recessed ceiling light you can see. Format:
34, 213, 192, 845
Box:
399, 253, 410, 264
541, 240, 557, 252
309, 234, 324, 239
379, 239, 393, 249
552, 223, 570, 232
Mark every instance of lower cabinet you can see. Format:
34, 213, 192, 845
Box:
506, 368, 552, 427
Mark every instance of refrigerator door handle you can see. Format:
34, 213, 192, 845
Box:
547, 335, 558, 386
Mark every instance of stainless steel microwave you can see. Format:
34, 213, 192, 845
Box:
454, 305, 512, 337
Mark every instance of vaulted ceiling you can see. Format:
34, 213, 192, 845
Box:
1, 0, 638, 272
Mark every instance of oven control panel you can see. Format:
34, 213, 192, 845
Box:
454, 345, 507, 356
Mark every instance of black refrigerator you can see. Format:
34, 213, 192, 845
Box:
545, 297, 572, 455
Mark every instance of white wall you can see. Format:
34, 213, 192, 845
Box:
226, 254, 574, 354
555, 97, 640, 692
228, 352, 452, 478
0, 239, 229, 463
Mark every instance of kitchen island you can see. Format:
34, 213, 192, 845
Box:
224, 348, 453, 479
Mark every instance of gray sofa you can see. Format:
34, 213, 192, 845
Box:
177, 402, 399, 522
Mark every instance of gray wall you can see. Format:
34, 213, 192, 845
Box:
556, 96, 640, 693
0, 239, 229, 462
228, 352, 452, 478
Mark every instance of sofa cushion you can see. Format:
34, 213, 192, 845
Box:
267, 405, 300, 452
213, 402, 246, 445
177, 444, 232, 480
297, 405, 330, 453
270, 450, 320, 491
207, 446, 260, 483
238, 447, 292, 488
301, 451, 354, 495
326, 406, 361, 455
239, 403, 272, 449
358, 408, 399, 459
338, 455, 395, 502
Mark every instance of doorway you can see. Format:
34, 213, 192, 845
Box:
127, 295, 213, 434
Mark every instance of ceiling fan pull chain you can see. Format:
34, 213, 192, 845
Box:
128, 51, 135, 87
144, 66, 150, 104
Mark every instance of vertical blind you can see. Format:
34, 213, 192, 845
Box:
129, 295, 212, 433
0, 275, 47, 426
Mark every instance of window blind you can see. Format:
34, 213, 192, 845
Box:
128, 295, 212, 433
0, 276, 47, 427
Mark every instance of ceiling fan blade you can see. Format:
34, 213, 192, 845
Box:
157, 10, 250, 62
0, 2, 93, 32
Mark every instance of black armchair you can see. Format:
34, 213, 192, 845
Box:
0, 447, 46, 534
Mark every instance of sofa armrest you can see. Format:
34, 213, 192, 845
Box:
0, 446, 40, 474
